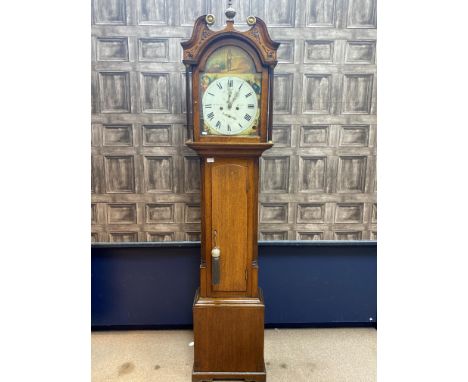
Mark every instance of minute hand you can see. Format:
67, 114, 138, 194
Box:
228, 89, 241, 108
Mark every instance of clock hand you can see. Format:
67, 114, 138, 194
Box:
229, 89, 241, 108
222, 112, 236, 120
226, 83, 233, 108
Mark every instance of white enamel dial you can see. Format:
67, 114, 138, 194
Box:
202, 76, 258, 135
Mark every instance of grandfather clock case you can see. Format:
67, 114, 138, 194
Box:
182, 6, 279, 382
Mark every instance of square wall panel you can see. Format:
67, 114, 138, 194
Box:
260, 204, 288, 223
146, 204, 175, 223
185, 205, 201, 223
297, 204, 325, 223
97, 38, 129, 61
347, 0, 377, 28
335, 204, 363, 223
342, 74, 373, 114
107, 204, 137, 224
93, 0, 126, 25
147, 232, 174, 242
104, 156, 135, 193
99, 72, 131, 113
339, 125, 369, 147
297, 232, 324, 240
345, 41, 376, 64
261, 157, 290, 193
306, 0, 336, 27
138, 0, 167, 24
272, 125, 291, 147
300, 126, 329, 147
142, 125, 172, 146
303, 74, 332, 114
138, 38, 169, 61
260, 231, 288, 240
109, 232, 138, 242
140, 73, 170, 113
338, 156, 367, 192
144, 156, 173, 192
304, 41, 334, 63
265, 0, 296, 27
334, 231, 362, 240
103, 125, 133, 146
299, 157, 327, 192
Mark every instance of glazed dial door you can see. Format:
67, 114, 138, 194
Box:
202, 76, 259, 136
199, 45, 262, 137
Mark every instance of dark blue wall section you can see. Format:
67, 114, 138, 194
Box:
92, 241, 376, 329
258, 242, 376, 325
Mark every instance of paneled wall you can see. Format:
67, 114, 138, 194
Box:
91, 0, 377, 242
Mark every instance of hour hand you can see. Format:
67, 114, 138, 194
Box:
222, 112, 236, 120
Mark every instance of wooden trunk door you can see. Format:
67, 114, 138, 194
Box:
211, 159, 251, 293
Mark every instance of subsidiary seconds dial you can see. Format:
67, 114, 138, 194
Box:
202, 76, 258, 135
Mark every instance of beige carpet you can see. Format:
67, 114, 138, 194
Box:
92, 328, 376, 382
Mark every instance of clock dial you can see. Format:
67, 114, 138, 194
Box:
202, 76, 259, 136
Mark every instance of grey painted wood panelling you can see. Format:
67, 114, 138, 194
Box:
91, 0, 377, 242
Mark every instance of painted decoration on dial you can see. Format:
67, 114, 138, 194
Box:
200, 46, 261, 137
205, 46, 256, 73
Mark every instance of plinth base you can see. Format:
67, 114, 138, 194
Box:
192, 370, 266, 382
192, 289, 266, 381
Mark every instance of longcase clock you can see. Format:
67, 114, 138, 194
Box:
181, 5, 279, 381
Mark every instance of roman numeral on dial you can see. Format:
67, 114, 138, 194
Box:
207, 112, 214, 120
217, 83, 222, 89
215, 121, 221, 129
228, 79, 233, 87
248, 104, 255, 109
245, 92, 252, 98
205, 104, 212, 108
244, 114, 252, 121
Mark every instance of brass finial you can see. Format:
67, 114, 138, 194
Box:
246, 15, 257, 26
225, 0, 236, 20
205, 14, 215, 25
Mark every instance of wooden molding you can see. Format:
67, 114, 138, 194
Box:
186, 140, 273, 157
182, 16, 279, 66
193, 288, 264, 307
